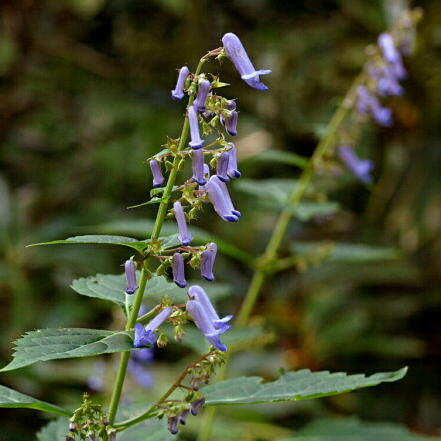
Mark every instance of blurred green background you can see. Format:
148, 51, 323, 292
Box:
0, 0, 440, 440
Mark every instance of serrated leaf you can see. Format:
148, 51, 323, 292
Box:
0, 385, 69, 416
36, 417, 174, 441
72, 272, 231, 309
292, 242, 401, 263
280, 417, 441, 441
248, 150, 308, 168
28, 235, 149, 253
1, 328, 136, 372
202, 367, 407, 406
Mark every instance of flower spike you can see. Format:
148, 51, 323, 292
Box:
188, 105, 204, 149
194, 79, 211, 113
172, 252, 187, 288
192, 149, 206, 185
174, 201, 193, 245
171, 66, 190, 100
338, 145, 374, 184
200, 242, 217, 281
149, 159, 165, 188
222, 32, 271, 90
124, 260, 138, 295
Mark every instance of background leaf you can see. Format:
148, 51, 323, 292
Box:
202, 367, 407, 406
279, 418, 441, 441
0, 385, 69, 416
1, 328, 136, 372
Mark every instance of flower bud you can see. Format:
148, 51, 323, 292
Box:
171, 66, 190, 100
124, 260, 138, 295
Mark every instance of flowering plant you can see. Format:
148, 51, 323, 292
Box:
0, 10, 426, 441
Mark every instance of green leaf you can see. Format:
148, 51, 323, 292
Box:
0, 385, 69, 416
127, 197, 162, 209
36, 417, 174, 441
1, 328, 136, 372
247, 150, 308, 168
235, 179, 299, 207
292, 242, 401, 263
280, 417, 441, 441
291, 201, 340, 221
202, 367, 407, 406
71, 272, 232, 308
28, 235, 149, 253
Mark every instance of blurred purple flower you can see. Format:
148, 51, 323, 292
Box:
356, 86, 393, 126
221, 33, 271, 90
171, 66, 190, 100
338, 145, 374, 184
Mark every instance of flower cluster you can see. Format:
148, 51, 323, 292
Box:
338, 13, 418, 184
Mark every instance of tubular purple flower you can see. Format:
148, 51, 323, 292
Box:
188, 285, 232, 332
193, 79, 211, 113
378, 33, 406, 79
188, 105, 204, 149
356, 86, 393, 127
200, 243, 217, 281
167, 416, 179, 435
226, 143, 241, 178
124, 260, 138, 294
215, 176, 241, 217
192, 149, 206, 185
149, 160, 165, 188
216, 152, 230, 182
221, 110, 238, 136
179, 408, 190, 425
174, 201, 193, 245
205, 176, 239, 222
171, 66, 190, 100
222, 33, 271, 90
172, 252, 187, 288
186, 300, 227, 352
190, 398, 205, 416
338, 145, 374, 184
133, 307, 172, 348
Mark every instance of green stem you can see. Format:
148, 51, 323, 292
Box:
197, 77, 362, 441
107, 55, 208, 426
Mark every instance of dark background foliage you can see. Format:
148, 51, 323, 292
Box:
0, 0, 440, 440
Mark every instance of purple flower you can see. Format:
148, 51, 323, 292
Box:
127, 360, 154, 388
190, 398, 205, 416
193, 79, 211, 113
338, 145, 374, 184
133, 307, 172, 348
221, 33, 271, 90
87, 360, 105, 391
132, 347, 154, 363
168, 416, 179, 435
186, 299, 227, 352
367, 64, 403, 97
172, 252, 187, 288
356, 86, 393, 126
179, 408, 190, 425
192, 149, 206, 185
216, 151, 230, 182
205, 175, 240, 222
221, 110, 238, 136
188, 105, 204, 149
124, 260, 138, 294
149, 160, 165, 188
200, 242, 217, 281
226, 143, 241, 178
174, 201, 193, 245
171, 66, 190, 100
188, 285, 232, 333
378, 33, 406, 79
